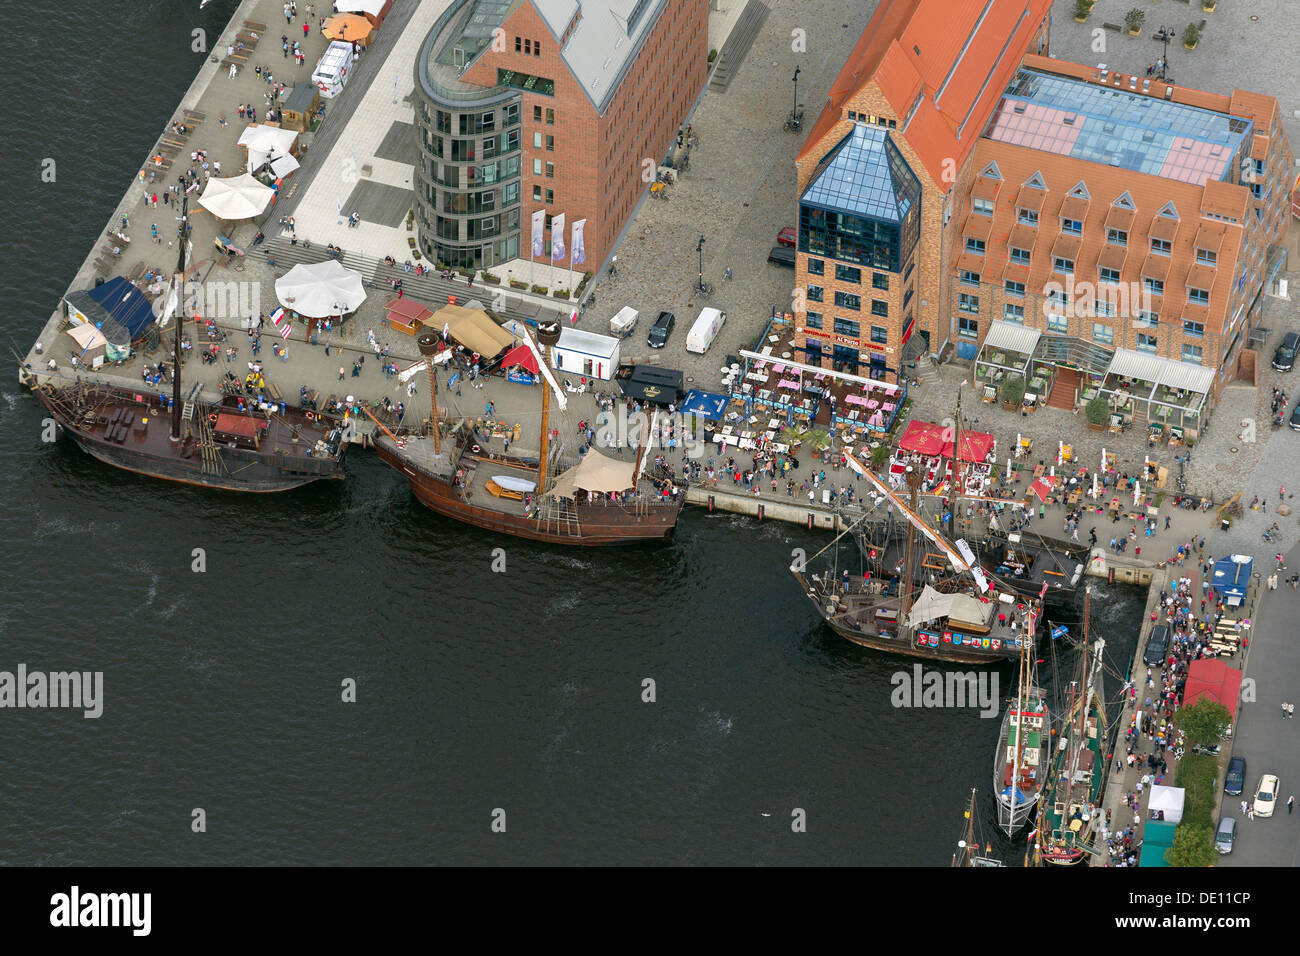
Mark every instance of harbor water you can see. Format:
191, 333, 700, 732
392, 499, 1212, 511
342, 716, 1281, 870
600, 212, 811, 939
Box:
0, 0, 1148, 865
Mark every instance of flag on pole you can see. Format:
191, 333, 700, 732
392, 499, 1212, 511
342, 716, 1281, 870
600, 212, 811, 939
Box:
270, 306, 292, 340
550, 213, 566, 261
530, 210, 545, 258
571, 219, 586, 265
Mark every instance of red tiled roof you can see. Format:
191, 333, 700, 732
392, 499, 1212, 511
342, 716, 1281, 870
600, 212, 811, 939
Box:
799, 0, 1052, 192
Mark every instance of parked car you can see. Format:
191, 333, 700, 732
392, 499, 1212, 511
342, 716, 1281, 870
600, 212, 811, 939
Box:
1273, 331, 1299, 372
1214, 816, 1237, 854
647, 311, 675, 349
767, 245, 796, 268
1254, 774, 1280, 817
1225, 756, 1246, 795
776, 226, 797, 248
1289, 403, 1300, 432
1142, 624, 1170, 666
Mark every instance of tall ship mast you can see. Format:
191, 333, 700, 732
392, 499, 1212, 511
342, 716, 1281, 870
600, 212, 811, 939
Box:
370, 321, 683, 545
1036, 586, 1108, 865
792, 451, 1041, 663
953, 789, 1003, 867
995, 626, 1049, 833
32, 198, 348, 491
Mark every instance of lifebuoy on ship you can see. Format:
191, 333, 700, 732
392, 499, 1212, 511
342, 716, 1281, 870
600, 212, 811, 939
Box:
209, 413, 218, 423
471, 443, 481, 454
305, 411, 315, 420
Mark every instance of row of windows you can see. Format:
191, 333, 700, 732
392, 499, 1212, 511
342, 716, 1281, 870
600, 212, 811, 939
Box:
515, 36, 543, 57
846, 110, 897, 129
803, 311, 891, 343
806, 258, 889, 289
805, 286, 890, 315
956, 317, 1199, 362
532, 105, 555, 125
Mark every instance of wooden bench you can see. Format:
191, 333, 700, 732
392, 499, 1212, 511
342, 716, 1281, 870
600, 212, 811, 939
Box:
183, 109, 206, 123
145, 156, 173, 172
1102, 22, 1121, 32
264, 381, 284, 403
244, 20, 267, 32
127, 262, 147, 282
93, 257, 113, 274
225, 50, 248, 62
158, 141, 182, 155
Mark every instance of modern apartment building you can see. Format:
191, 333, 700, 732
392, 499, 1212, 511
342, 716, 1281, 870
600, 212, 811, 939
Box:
793, 0, 1292, 437
412, 0, 707, 274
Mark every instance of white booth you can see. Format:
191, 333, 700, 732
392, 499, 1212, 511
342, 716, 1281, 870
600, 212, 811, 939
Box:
549, 327, 620, 380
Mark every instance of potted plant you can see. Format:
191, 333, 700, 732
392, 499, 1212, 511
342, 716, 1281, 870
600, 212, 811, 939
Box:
1086, 395, 1109, 431
1125, 8, 1145, 36
531, 285, 548, 295
1073, 0, 1093, 22
1183, 23, 1201, 49
1202, 0, 1216, 11
870, 444, 890, 470
1000, 375, 1025, 411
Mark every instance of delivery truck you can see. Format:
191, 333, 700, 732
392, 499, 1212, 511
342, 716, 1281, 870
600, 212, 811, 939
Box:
312, 41, 356, 98
686, 307, 725, 354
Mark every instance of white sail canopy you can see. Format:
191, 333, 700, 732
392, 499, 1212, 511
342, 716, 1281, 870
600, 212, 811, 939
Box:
198, 173, 275, 220
905, 586, 991, 628
274, 260, 367, 317
547, 450, 636, 500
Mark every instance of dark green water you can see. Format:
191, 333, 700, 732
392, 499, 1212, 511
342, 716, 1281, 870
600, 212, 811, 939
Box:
0, 0, 1147, 865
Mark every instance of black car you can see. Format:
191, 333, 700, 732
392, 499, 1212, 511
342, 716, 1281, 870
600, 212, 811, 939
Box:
1290, 404, 1300, 432
1225, 756, 1246, 796
1273, 331, 1299, 372
647, 311, 675, 349
767, 245, 796, 268
1142, 624, 1169, 666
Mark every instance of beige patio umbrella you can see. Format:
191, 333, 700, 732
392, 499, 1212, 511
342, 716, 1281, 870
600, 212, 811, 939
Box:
197, 173, 275, 222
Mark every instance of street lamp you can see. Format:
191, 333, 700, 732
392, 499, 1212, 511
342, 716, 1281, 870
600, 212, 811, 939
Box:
696, 235, 705, 290
1152, 27, 1174, 81
791, 67, 801, 123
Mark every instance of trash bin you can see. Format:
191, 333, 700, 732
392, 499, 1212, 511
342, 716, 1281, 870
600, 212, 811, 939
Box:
1221, 518, 1231, 532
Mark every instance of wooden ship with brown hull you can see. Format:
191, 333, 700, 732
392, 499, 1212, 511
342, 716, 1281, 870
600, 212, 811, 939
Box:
793, 457, 1041, 664
368, 323, 683, 545
32, 198, 347, 493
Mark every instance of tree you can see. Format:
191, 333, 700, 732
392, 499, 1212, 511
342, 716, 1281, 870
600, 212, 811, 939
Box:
1125, 8, 1145, 33
1175, 698, 1232, 745
1183, 23, 1201, 47
1073, 0, 1092, 19
1167, 825, 1218, 867
1086, 395, 1109, 425
870, 444, 890, 470
1000, 375, 1025, 407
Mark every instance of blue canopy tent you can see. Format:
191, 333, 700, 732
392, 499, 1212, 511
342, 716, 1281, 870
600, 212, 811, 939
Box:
65, 277, 157, 356
680, 389, 729, 421
1211, 554, 1254, 607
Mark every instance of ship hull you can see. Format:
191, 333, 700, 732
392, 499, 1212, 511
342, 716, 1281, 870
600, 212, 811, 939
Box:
34, 384, 347, 493
792, 572, 1024, 664
377, 439, 681, 546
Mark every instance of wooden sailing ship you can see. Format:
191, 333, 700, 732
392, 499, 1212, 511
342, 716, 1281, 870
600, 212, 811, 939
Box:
370, 323, 683, 545
33, 198, 348, 492
1034, 587, 1108, 865
793, 454, 1041, 663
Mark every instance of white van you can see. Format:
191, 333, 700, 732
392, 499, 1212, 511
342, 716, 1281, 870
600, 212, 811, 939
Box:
312, 41, 356, 98
686, 307, 726, 354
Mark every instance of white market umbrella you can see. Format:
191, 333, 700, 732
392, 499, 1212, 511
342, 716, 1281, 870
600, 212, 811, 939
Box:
198, 173, 274, 221
274, 259, 367, 318
237, 124, 299, 172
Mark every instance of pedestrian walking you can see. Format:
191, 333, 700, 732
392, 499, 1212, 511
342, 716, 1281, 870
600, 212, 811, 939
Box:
1288, 795, 1294, 814
1248, 804, 1255, 821
338, 366, 345, 381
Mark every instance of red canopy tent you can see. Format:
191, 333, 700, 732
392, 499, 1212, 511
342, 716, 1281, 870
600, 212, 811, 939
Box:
948, 430, 995, 464
500, 344, 539, 375
897, 419, 947, 457
1183, 659, 1242, 718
